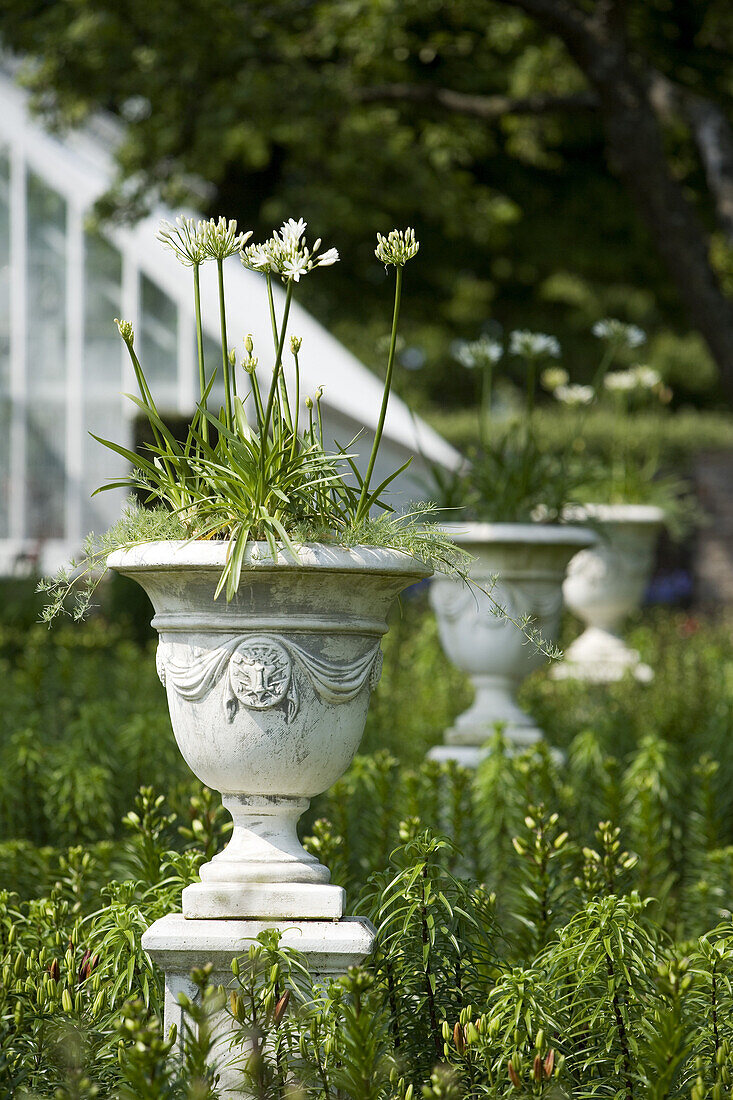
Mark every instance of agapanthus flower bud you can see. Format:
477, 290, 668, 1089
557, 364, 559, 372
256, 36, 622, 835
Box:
201, 216, 252, 262
114, 318, 134, 347
541, 366, 569, 391
375, 227, 420, 267
290, 335, 302, 355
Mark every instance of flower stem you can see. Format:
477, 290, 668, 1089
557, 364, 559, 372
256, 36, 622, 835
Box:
290, 350, 300, 462
193, 264, 208, 444
356, 265, 402, 522
262, 280, 294, 441
217, 258, 233, 430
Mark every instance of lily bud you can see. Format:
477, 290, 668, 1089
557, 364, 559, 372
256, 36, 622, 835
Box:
508, 1063, 521, 1088
453, 1021, 465, 1055
273, 989, 290, 1026
544, 1049, 555, 1077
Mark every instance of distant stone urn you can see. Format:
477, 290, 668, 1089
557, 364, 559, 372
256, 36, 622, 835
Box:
555, 504, 663, 683
428, 523, 594, 765
108, 541, 430, 921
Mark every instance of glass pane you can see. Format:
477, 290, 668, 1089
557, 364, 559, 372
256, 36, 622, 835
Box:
82, 234, 124, 531
26, 173, 66, 391
0, 397, 9, 538
140, 274, 177, 396
26, 403, 65, 538
0, 150, 9, 538
0, 148, 9, 393
82, 403, 126, 534
26, 174, 67, 539
84, 233, 122, 395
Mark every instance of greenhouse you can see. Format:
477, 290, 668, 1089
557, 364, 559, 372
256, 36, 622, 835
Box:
0, 66, 458, 575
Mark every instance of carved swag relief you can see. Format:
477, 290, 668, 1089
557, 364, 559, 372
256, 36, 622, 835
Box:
156, 634, 383, 723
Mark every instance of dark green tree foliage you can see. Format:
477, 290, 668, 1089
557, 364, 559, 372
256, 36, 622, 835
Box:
4, 1, 733, 403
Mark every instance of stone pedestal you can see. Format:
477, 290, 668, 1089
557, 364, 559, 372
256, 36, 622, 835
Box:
143, 913, 375, 1097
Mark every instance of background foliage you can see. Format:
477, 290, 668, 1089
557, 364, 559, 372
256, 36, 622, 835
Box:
4, 0, 733, 408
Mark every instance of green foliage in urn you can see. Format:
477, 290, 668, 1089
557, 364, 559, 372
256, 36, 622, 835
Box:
40, 217, 464, 621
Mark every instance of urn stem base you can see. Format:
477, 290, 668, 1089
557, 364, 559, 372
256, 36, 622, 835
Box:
552, 626, 653, 684
437, 674, 544, 756
186, 793, 340, 919
182, 881, 345, 920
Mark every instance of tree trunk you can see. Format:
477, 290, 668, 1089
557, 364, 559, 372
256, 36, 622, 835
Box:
503, 0, 733, 395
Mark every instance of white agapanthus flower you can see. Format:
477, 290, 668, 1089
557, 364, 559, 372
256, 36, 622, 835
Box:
592, 318, 646, 348
509, 331, 561, 359
604, 369, 638, 392
633, 365, 662, 389
554, 383, 594, 406
157, 216, 208, 266
375, 227, 420, 267
200, 216, 252, 262
241, 219, 339, 282
455, 335, 503, 370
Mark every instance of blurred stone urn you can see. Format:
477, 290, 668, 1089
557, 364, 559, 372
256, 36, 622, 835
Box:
428, 523, 594, 766
107, 541, 430, 920
554, 504, 663, 683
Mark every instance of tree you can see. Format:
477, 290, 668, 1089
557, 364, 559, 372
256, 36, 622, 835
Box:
4, 0, 733, 404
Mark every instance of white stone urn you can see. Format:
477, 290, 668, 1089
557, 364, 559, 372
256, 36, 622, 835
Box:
428, 523, 595, 765
554, 503, 663, 683
108, 541, 430, 920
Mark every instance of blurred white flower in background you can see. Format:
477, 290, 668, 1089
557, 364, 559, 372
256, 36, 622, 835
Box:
509, 330, 561, 359
541, 366, 570, 392
555, 383, 594, 406
592, 318, 646, 348
456, 335, 503, 370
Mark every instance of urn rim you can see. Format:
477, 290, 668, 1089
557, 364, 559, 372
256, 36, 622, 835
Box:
435, 521, 596, 549
106, 538, 433, 581
562, 502, 665, 525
